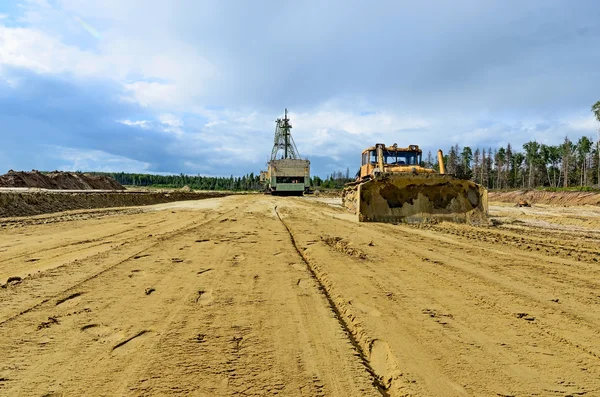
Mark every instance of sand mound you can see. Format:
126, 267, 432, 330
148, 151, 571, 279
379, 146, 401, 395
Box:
0, 170, 124, 190
489, 190, 600, 206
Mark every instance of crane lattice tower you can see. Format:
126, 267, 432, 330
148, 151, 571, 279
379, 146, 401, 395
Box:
271, 109, 301, 160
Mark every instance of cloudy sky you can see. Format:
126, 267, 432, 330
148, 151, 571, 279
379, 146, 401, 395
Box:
1, 0, 599, 177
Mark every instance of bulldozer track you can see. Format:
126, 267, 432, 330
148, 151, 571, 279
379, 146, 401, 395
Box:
275, 205, 395, 396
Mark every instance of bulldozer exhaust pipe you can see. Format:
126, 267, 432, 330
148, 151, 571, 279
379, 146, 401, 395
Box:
437, 150, 446, 174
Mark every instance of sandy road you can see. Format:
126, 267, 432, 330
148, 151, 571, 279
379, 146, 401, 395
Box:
1, 195, 600, 396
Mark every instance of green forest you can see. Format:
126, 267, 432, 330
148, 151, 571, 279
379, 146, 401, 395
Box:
429, 135, 599, 190
88, 172, 264, 191
89, 171, 352, 191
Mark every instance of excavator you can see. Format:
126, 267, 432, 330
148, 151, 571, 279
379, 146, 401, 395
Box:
342, 143, 488, 224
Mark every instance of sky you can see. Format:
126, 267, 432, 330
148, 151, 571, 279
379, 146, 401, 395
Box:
1, 0, 599, 177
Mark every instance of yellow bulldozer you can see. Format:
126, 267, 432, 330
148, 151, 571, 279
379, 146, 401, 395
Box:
342, 143, 488, 224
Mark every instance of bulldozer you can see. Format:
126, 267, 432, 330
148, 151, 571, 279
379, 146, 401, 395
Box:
342, 143, 488, 224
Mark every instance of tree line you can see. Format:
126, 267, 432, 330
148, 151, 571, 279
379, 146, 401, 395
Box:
90, 172, 264, 191
91, 171, 354, 191
430, 102, 600, 190
311, 169, 354, 189
431, 136, 598, 190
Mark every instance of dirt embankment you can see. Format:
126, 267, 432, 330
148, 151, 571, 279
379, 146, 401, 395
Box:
489, 190, 600, 206
0, 170, 125, 190
0, 191, 230, 218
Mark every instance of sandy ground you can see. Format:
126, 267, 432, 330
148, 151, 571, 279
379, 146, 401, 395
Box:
1, 196, 599, 396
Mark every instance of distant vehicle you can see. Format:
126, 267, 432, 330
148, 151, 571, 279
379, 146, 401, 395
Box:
260, 109, 310, 196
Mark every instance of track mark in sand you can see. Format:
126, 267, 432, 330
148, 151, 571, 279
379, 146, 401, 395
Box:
514, 312, 536, 321
231, 335, 243, 352
350, 300, 382, 317
274, 206, 395, 397
81, 324, 123, 343
195, 289, 214, 305
56, 292, 83, 306
112, 330, 151, 354
37, 316, 59, 330
320, 235, 368, 260
197, 268, 212, 275
422, 308, 453, 325
369, 340, 404, 390
24, 258, 40, 262
5, 276, 22, 285
133, 254, 150, 260
297, 279, 310, 289
0, 209, 237, 327
195, 333, 206, 343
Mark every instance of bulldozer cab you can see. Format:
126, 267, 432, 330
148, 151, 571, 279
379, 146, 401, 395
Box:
359, 144, 423, 178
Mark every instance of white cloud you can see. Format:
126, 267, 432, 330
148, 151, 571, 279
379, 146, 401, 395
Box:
158, 113, 182, 127
117, 119, 151, 129
0, 25, 108, 75
122, 82, 179, 109
566, 115, 599, 132
117, 115, 184, 136
48, 145, 151, 173
0, 14, 8, 20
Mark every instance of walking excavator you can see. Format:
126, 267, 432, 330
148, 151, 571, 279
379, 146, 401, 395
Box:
342, 143, 488, 224
259, 109, 310, 195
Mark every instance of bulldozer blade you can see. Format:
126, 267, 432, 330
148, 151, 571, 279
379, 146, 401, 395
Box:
345, 173, 488, 224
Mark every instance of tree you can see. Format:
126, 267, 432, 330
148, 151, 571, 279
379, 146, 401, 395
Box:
512, 152, 525, 188
505, 144, 513, 188
593, 101, 600, 185
480, 148, 487, 187
460, 146, 473, 179
560, 137, 574, 187
541, 144, 560, 187
576, 136, 593, 186
472, 148, 481, 185
592, 101, 600, 123
523, 141, 540, 188
425, 151, 434, 168
447, 145, 458, 175
495, 147, 506, 189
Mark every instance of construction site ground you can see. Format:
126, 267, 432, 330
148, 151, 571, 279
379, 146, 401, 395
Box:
1, 195, 600, 396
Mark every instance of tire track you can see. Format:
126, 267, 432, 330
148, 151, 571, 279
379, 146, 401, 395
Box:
0, 217, 167, 265
0, 209, 235, 327
275, 205, 404, 397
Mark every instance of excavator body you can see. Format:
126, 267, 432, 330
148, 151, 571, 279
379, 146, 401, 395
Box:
342, 144, 488, 224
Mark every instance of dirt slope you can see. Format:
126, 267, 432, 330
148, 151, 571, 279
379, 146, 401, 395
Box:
1, 196, 599, 396
0, 170, 125, 190
0, 191, 231, 218
490, 189, 600, 206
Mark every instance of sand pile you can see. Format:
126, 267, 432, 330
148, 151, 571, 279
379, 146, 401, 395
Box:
489, 190, 600, 206
0, 170, 125, 190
